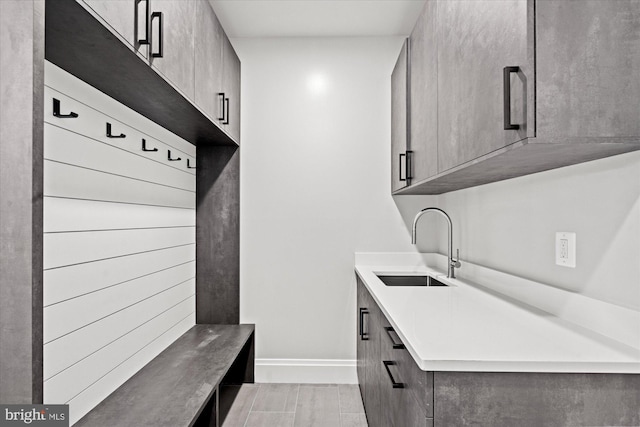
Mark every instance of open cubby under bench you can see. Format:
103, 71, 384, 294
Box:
74, 324, 255, 427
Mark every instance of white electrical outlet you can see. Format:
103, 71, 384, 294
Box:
556, 232, 576, 268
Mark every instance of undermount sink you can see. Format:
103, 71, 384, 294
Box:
376, 275, 448, 287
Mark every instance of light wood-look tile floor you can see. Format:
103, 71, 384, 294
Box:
220, 384, 368, 427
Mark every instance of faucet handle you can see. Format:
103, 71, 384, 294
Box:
452, 249, 462, 269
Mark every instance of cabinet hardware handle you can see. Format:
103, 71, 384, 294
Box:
383, 361, 404, 388
150, 11, 163, 58
223, 97, 230, 125
141, 138, 157, 151
52, 98, 78, 118
399, 151, 413, 182
187, 159, 196, 169
106, 122, 126, 138
222, 98, 229, 125
217, 93, 226, 122
135, 0, 150, 45
359, 308, 369, 341
384, 327, 405, 349
167, 150, 181, 161
503, 66, 520, 130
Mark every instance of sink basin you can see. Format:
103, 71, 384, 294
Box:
376, 275, 448, 287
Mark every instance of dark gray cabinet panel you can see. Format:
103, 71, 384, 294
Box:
197, 146, 240, 324
434, 372, 640, 426
536, 0, 640, 140
221, 35, 241, 143
364, 287, 384, 427
394, 333, 433, 418
194, 0, 224, 123
409, 0, 438, 183
356, 280, 368, 403
148, 0, 197, 101
391, 39, 409, 192
437, 0, 529, 173
380, 328, 430, 427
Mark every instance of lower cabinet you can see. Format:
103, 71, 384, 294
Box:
357, 277, 433, 427
356, 276, 640, 426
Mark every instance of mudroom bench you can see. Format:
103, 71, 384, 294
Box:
74, 324, 255, 427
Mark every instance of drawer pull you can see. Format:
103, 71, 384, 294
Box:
383, 361, 404, 388
52, 98, 78, 118
106, 122, 126, 138
141, 138, 158, 152
384, 326, 405, 349
187, 159, 196, 169
359, 308, 369, 341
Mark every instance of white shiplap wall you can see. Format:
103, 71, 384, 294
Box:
43, 62, 196, 425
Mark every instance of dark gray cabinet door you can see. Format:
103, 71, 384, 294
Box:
222, 35, 241, 143
356, 280, 368, 405
362, 285, 384, 427
194, 0, 224, 122
391, 39, 409, 193
409, 0, 438, 184
148, 0, 197, 101
437, 0, 530, 173
82, 0, 135, 46
380, 327, 430, 427
536, 0, 640, 140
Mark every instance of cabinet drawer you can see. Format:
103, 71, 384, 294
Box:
381, 325, 434, 418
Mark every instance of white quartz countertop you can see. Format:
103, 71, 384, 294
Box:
355, 258, 640, 373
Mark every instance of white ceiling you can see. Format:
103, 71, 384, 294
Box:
210, 0, 426, 38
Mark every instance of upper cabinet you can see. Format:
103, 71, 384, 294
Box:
221, 34, 241, 143
195, 1, 224, 126
536, 1, 640, 141
391, 39, 409, 193
76, 0, 240, 146
193, 1, 241, 144
409, 0, 439, 183
437, 0, 529, 173
394, 0, 640, 195
147, 0, 197, 101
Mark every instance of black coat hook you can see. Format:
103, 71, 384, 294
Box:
168, 150, 181, 161
53, 98, 78, 118
106, 122, 126, 138
142, 138, 158, 152
187, 159, 196, 169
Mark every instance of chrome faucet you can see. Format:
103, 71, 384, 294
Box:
411, 207, 461, 279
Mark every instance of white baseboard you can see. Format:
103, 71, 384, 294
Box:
255, 359, 357, 384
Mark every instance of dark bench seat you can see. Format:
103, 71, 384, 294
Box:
75, 324, 255, 427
